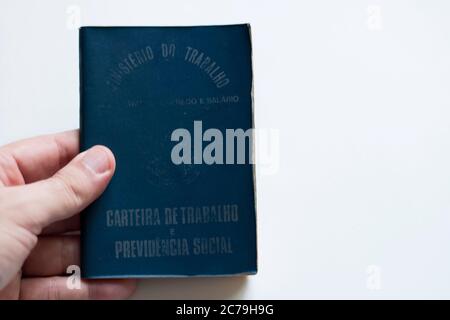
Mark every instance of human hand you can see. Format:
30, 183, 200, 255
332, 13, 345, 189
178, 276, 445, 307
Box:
0, 130, 136, 299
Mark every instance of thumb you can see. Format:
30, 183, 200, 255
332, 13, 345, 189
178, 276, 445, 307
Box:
3, 145, 115, 235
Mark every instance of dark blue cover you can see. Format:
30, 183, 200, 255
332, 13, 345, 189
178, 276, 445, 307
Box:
80, 25, 257, 278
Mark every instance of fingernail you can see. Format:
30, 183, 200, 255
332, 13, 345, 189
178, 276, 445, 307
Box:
82, 146, 111, 174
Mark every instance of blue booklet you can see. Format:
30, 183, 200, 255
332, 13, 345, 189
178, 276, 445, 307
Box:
80, 25, 257, 278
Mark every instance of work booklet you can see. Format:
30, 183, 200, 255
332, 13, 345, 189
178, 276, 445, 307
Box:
80, 25, 257, 278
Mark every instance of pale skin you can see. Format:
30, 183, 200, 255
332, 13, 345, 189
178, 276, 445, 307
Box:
0, 130, 136, 299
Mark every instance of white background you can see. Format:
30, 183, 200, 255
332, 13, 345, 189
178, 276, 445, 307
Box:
1, 0, 450, 299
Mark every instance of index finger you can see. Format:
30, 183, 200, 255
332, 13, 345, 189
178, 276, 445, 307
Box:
0, 130, 79, 184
